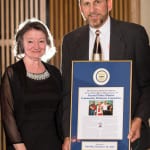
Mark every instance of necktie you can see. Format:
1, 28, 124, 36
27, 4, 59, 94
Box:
92, 30, 102, 61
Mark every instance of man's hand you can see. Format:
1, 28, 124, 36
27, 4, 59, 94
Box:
128, 117, 142, 142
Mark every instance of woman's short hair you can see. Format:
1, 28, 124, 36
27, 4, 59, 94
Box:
14, 18, 56, 62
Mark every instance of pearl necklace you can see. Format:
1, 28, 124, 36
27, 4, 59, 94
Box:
26, 70, 50, 80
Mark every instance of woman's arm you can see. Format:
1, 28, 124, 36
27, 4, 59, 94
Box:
0, 68, 23, 144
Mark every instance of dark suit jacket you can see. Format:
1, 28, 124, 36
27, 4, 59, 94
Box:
61, 18, 150, 147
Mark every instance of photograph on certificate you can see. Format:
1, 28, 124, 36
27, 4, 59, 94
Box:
77, 87, 124, 140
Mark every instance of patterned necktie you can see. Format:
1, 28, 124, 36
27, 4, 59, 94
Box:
92, 30, 102, 61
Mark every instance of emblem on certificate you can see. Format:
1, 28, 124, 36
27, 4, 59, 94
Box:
71, 61, 132, 150
93, 68, 110, 85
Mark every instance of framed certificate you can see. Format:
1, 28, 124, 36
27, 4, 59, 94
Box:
70, 61, 132, 150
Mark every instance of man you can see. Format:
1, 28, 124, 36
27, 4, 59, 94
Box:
89, 101, 97, 115
61, 0, 150, 149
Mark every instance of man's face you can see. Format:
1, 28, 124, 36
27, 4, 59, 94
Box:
79, 0, 112, 28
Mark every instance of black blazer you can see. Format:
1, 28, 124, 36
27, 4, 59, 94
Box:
61, 17, 150, 137
0, 59, 64, 145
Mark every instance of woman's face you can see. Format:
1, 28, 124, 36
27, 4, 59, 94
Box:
23, 29, 47, 60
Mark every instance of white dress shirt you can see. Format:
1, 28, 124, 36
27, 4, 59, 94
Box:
89, 16, 111, 61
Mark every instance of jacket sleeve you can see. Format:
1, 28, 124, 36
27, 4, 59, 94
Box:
61, 36, 72, 138
134, 26, 150, 123
0, 67, 23, 144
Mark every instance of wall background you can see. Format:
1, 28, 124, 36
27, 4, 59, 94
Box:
140, 0, 150, 41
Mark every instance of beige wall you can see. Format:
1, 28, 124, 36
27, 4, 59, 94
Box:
140, 0, 150, 41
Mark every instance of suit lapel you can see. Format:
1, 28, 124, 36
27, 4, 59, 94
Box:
110, 18, 127, 60
74, 25, 89, 60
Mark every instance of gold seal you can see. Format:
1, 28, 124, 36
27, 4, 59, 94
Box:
93, 68, 110, 85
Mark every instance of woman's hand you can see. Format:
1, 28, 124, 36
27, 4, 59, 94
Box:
62, 137, 70, 150
13, 143, 27, 150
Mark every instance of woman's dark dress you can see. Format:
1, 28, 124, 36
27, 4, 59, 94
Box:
0, 60, 63, 150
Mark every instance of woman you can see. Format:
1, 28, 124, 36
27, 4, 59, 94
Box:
0, 18, 63, 150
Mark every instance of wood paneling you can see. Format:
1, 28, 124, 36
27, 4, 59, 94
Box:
49, 0, 84, 68
130, 0, 140, 23
0, 0, 46, 149
111, 0, 130, 21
